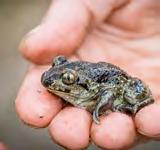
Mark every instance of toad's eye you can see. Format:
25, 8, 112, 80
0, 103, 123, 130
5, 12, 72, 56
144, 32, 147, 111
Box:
62, 71, 76, 85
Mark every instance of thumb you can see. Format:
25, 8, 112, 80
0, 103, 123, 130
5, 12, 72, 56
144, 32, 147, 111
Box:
20, 0, 127, 64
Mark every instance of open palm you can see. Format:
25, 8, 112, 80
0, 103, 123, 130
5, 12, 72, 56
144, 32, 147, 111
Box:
16, 0, 160, 149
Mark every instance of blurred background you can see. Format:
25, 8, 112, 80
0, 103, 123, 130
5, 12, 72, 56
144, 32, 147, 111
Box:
0, 0, 159, 149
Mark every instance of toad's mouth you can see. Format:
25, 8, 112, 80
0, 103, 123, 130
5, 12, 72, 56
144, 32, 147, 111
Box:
47, 85, 100, 100
48, 86, 71, 93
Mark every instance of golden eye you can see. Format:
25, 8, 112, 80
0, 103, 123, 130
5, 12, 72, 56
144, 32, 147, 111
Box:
62, 72, 76, 85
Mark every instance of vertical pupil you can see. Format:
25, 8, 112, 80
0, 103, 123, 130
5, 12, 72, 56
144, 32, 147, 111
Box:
67, 74, 70, 81
62, 72, 75, 84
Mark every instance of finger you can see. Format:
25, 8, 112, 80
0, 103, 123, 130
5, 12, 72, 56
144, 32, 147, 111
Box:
20, 0, 91, 64
49, 107, 92, 150
0, 143, 8, 150
108, 0, 160, 33
16, 65, 62, 128
20, 0, 128, 64
135, 103, 160, 139
91, 112, 136, 150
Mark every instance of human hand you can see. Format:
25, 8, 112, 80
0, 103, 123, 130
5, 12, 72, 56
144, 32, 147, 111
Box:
0, 143, 8, 150
16, 0, 160, 149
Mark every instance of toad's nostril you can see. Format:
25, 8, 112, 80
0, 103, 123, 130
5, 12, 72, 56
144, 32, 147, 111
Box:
41, 72, 50, 87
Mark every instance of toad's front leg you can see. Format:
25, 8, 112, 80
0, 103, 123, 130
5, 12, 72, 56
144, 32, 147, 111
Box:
93, 90, 115, 124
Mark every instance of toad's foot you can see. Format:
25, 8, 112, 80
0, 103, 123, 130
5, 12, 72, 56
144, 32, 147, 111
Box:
132, 97, 154, 114
113, 103, 135, 114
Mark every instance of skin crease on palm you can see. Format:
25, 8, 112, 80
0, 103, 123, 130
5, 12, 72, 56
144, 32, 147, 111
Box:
15, 0, 160, 149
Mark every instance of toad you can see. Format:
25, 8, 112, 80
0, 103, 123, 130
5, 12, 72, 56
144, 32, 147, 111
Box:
41, 56, 154, 124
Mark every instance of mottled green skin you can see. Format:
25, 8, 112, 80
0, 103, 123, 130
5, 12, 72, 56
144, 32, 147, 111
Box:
41, 56, 154, 124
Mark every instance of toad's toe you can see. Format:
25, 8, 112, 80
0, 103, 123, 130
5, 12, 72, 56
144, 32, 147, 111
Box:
93, 110, 100, 124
